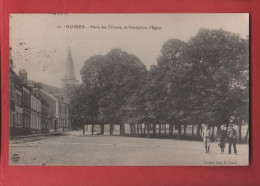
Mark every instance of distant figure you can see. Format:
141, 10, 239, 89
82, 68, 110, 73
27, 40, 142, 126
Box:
217, 125, 227, 154
227, 124, 238, 155
201, 124, 211, 153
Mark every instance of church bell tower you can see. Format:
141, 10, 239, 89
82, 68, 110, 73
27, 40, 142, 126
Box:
61, 47, 79, 95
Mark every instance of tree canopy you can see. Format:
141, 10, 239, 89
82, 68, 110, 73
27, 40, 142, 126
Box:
71, 28, 249, 139
72, 48, 147, 130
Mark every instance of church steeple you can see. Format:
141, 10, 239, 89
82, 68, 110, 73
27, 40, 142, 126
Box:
65, 47, 76, 80
61, 47, 79, 95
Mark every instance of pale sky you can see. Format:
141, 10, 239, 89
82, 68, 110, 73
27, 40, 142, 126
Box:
10, 13, 249, 87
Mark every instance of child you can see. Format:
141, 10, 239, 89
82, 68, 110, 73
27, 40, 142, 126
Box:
201, 124, 211, 153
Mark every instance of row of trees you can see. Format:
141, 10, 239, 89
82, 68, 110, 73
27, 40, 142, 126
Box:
70, 28, 249, 142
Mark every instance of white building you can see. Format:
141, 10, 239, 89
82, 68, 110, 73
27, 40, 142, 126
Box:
39, 89, 70, 132
30, 91, 42, 133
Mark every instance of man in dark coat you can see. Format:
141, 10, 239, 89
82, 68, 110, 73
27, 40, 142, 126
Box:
217, 125, 227, 154
227, 124, 238, 155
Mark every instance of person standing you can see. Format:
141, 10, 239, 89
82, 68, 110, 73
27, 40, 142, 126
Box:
201, 124, 211, 153
227, 124, 238, 155
217, 125, 227, 154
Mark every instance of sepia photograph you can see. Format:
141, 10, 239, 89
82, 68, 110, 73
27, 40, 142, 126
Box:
9, 13, 249, 166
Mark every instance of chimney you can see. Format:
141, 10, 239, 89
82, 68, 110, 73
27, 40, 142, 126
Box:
9, 48, 13, 71
19, 69, 28, 84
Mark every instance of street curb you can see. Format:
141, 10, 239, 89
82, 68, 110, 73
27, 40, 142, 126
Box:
10, 131, 69, 139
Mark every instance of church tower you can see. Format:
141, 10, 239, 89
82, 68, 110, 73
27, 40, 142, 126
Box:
61, 48, 79, 95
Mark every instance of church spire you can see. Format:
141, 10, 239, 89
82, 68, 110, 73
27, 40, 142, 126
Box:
61, 47, 79, 94
65, 47, 76, 80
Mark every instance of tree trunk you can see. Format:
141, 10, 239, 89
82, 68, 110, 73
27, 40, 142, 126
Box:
120, 123, 125, 136
91, 124, 94, 135
217, 125, 220, 134
164, 123, 167, 135
140, 123, 143, 134
169, 123, 173, 136
130, 124, 133, 134
245, 125, 249, 142
101, 124, 104, 135
196, 124, 202, 139
192, 123, 194, 138
178, 123, 182, 139
137, 124, 139, 135
238, 121, 242, 144
216, 125, 220, 141
110, 124, 114, 135
183, 124, 187, 137
147, 124, 150, 137
83, 124, 85, 135
226, 123, 229, 132
211, 125, 215, 141
153, 123, 156, 134
159, 124, 161, 135
169, 123, 172, 136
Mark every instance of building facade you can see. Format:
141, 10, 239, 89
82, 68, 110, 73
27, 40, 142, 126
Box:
9, 69, 31, 136
14, 86, 23, 128
56, 95, 70, 130
22, 86, 31, 132
39, 89, 59, 132
30, 89, 42, 134
9, 50, 15, 129
39, 90, 70, 132
9, 47, 75, 136
20, 70, 31, 133
39, 94, 51, 133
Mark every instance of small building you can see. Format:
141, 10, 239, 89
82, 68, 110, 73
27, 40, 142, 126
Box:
14, 85, 23, 129
39, 94, 51, 133
9, 70, 28, 136
9, 49, 15, 130
39, 89, 58, 132
39, 89, 70, 132
19, 70, 31, 133
55, 94, 70, 130
30, 88, 42, 134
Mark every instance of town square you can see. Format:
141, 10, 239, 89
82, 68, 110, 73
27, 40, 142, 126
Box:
9, 14, 249, 166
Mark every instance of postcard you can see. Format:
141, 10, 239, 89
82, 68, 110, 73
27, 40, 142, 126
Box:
9, 13, 249, 166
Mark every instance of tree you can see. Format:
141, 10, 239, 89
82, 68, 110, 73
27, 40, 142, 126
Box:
155, 39, 191, 138
70, 82, 100, 134
184, 28, 249, 136
150, 29, 249, 140
77, 48, 147, 135
71, 28, 249, 142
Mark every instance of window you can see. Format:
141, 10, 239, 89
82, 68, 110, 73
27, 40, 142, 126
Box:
59, 104, 62, 113
32, 115, 34, 128
32, 98, 34, 109
16, 93, 21, 105
17, 112, 21, 126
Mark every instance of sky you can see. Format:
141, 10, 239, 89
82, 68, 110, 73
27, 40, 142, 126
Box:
10, 13, 249, 87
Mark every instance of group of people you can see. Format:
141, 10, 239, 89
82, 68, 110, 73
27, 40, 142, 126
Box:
201, 124, 238, 154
